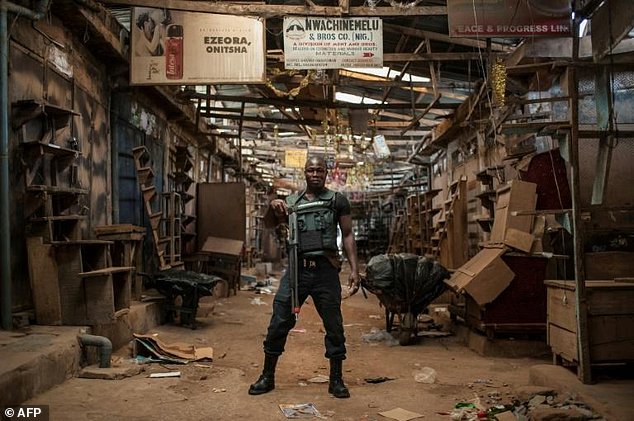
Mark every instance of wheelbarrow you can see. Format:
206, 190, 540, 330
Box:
142, 269, 223, 329
361, 254, 450, 346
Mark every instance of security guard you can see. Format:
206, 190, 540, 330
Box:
249, 155, 360, 399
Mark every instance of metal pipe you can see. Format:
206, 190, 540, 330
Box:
0, 0, 51, 330
2, 1, 48, 20
78, 334, 113, 368
1, 5, 10, 330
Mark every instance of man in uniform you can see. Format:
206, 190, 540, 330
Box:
248, 155, 360, 399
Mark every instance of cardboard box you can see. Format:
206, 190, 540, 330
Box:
490, 180, 538, 248
445, 247, 515, 306
530, 215, 546, 254
504, 228, 534, 253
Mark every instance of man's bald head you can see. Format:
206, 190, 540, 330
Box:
304, 155, 327, 170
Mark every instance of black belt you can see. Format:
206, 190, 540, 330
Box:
300, 255, 329, 269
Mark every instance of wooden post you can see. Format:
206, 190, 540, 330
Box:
569, 13, 592, 384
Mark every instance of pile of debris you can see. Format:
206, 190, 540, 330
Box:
447, 385, 604, 420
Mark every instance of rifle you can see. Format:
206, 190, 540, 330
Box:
287, 207, 300, 320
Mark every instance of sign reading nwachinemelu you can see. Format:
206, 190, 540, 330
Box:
130, 8, 265, 85
283, 17, 383, 69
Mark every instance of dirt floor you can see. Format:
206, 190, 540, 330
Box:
26, 266, 557, 421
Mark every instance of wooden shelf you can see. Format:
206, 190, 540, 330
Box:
79, 266, 134, 278
21, 141, 81, 158
12, 99, 79, 129
30, 215, 87, 222
26, 185, 88, 195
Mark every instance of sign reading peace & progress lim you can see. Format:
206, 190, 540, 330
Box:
283, 17, 383, 69
447, 0, 571, 38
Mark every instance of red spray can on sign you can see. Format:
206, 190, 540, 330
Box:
166, 24, 183, 79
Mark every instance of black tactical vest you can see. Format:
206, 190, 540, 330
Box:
286, 189, 338, 255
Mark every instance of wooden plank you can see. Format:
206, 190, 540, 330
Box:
589, 315, 634, 361
26, 237, 62, 325
197, 183, 246, 248
79, 266, 134, 277
567, 42, 592, 382
548, 323, 578, 363
98, 0, 446, 17
83, 274, 115, 324
56, 244, 86, 325
201, 236, 244, 257
401, 94, 442, 135
94, 224, 146, 235
585, 252, 634, 280
547, 285, 577, 332
587, 287, 634, 316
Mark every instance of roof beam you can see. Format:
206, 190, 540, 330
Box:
591, 0, 634, 61
182, 92, 460, 110
384, 52, 503, 61
383, 23, 512, 52
98, 0, 446, 17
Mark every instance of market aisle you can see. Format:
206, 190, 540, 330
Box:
26, 269, 550, 421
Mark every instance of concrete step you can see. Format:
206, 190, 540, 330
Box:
0, 301, 163, 406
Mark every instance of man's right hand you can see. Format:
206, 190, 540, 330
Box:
270, 199, 288, 218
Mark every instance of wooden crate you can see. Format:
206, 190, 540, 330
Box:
546, 280, 634, 365
464, 255, 548, 338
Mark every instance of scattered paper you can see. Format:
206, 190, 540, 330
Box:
307, 375, 329, 383
290, 328, 307, 334
149, 371, 181, 378
194, 363, 212, 369
251, 297, 267, 305
279, 403, 322, 419
495, 411, 517, 421
378, 407, 423, 421
212, 388, 226, 393
134, 334, 213, 363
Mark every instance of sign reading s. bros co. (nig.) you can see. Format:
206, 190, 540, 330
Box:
283, 17, 383, 69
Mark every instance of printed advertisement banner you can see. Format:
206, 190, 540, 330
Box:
283, 17, 383, 69
447, 0, 571, 38
130, 8, 265, 85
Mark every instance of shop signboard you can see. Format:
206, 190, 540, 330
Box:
283, 17, 383, 69
447, 0, 571, 38
130, 8, 265, 85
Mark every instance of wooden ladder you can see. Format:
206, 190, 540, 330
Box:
132, 146, 184, 270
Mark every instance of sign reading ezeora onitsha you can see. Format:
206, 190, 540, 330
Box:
130, 7, 265, 85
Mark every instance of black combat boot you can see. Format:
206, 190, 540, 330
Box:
248, 354, 278, 395
328, 359, 350, 398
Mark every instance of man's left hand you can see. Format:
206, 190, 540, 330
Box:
344, 271, 361, 299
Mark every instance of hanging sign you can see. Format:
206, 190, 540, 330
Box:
130, 7, 265, 85
285, 149, 308, 168
373, 135, 390, 159
447, 0, 571, 38
283, 17, 383, 69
